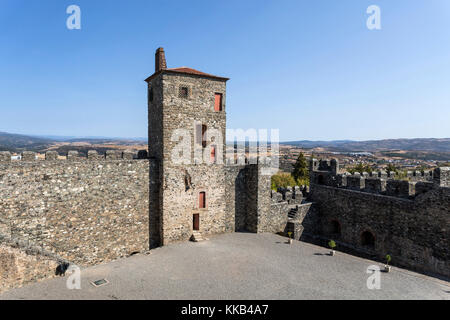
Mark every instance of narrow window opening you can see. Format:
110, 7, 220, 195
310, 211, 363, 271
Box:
210, 145, 216, 164
196, 124, 202, 146
202, 124, 207, 148
179, 86, 189, 98
149, 88, 154, 102
199, 191, 206, 209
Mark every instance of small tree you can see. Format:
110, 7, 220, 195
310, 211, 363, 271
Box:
328, 240, 336, 250
348, 163, 373, 174
385, 254, 391, 266
384, 164, 409, 180
292, 152, 309, 185
385, 163, 398, 174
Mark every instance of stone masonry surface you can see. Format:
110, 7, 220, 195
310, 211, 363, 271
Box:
0, 157, 149, 292
308, 159, 450, 278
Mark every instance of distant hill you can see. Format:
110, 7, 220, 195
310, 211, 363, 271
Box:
281, 138, 450, 153
2, 131, 449, 155
0, 132, 147, 153
0, 132, 54, 152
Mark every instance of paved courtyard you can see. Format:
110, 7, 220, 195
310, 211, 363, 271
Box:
1, 233, 449, 300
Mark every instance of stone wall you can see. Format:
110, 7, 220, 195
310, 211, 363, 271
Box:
225, 165, 247, 232
160, 164, 228, 245
308, 183, 450, 278
0, 243, 58, 293
225, 163, 279, 234
0, 157, 150, 268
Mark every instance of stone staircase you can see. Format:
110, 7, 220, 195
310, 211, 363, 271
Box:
288, 207, 298, 220
191, 231, 204, 242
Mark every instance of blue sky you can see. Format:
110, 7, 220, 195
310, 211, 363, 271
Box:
1, 0, 449, 141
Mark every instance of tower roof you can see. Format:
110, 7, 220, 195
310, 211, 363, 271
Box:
145, 66, 229, 82
145, 47, 229, 82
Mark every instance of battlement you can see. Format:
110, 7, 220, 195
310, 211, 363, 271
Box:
0, 150, 148, 162
310, 158, 449, 199
406, 170, 434, 181
309, 158, 339, 175
271, 185, 306, 204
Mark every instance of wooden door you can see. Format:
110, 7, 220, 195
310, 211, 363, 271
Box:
193, 214, 200, 231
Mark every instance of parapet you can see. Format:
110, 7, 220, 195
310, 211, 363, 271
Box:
272, 185, 305, 204
407, 170, 434, 182
0, 150, 147, 162
311, 158, 449, 199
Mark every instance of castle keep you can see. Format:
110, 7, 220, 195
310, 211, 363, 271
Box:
146, 48, 275, 246
0, 48, 449, 292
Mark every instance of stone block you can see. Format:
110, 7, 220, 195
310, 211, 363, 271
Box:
364, 178, 386, 193
21, 151, 36, 161
0, 151, 11, 162
87, 150, 101, 160
433, 167, 450, 188
347, 174, 365, 190
106, 150, 121, 160
386, 180, 414, 198
122, 150, 135, 160
67, 151, 79, 161
45, 151, 58, 161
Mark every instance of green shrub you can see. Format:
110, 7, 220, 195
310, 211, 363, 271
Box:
328, 240, 336, 249
385, 254, 391, 265
271, 172, 297, 190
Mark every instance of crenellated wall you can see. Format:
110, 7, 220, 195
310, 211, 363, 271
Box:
0, 151, 150, 269
269, 185, 317, 238
0, 150, 147, 162
308, 159, 450, 278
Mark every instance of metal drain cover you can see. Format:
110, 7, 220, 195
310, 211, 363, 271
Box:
91, 279, 109, 287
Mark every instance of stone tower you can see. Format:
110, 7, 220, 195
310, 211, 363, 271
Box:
146, 47, 230, 247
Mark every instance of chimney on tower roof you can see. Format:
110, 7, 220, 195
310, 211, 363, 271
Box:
155, 47, 167, 73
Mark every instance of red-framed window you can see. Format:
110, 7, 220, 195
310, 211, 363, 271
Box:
214, 93, 223, 111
